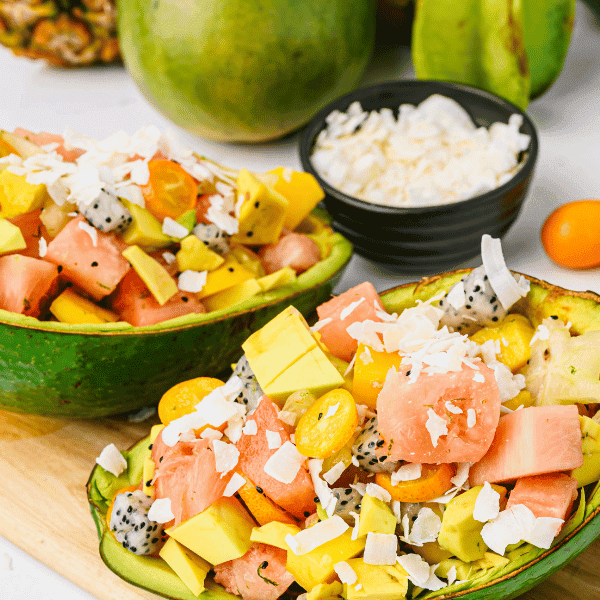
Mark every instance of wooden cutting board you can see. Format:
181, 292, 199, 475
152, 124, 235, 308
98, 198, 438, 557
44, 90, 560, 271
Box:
1, 410, 599, 600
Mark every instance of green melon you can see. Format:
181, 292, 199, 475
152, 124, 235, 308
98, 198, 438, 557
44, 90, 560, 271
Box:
87, 270, 600, 600
117, 0, 376, 142
0, 210, 352, 418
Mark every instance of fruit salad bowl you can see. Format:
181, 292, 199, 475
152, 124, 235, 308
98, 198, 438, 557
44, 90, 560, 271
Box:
86, 256, 600, 600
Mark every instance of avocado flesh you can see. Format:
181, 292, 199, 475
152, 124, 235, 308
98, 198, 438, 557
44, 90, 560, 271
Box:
0, 210, 352, 417
87, 271, 600, 600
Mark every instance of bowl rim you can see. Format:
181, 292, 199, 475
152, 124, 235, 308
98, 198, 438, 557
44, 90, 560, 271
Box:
299, 78, 539, 215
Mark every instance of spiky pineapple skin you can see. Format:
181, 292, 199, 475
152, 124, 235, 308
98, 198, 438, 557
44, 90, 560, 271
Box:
0, 0, 120, 67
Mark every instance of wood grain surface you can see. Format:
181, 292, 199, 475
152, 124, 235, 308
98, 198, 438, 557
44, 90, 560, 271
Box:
1, 410, 599, 600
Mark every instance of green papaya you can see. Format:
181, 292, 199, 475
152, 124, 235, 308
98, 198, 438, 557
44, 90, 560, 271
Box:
412, 0, 575, 108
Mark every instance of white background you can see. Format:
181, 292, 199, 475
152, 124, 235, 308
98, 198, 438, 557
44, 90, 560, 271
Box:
1, 1, 600, 597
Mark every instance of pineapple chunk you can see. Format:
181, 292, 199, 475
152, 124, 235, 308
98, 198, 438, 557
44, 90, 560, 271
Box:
40, 199, 77, 238
470, 314, 535, 372
231, 169, 288, 245
0, 170, 49, 218
49, 288, 119, 324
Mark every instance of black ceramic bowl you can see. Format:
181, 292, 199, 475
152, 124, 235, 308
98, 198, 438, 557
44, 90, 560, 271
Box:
299, 80, 539, 274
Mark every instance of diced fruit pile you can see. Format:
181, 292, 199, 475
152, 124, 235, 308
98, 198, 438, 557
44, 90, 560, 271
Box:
94, 235, 600, 600
0, 128, 328, 327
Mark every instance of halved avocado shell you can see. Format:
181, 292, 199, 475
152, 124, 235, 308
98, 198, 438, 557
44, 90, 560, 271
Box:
87, 270, 600, 600
0, 209, 352, 417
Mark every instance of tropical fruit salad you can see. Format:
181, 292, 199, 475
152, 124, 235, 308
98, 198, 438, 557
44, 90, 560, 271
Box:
91, 235, 600, 600
0, 127, 329, 327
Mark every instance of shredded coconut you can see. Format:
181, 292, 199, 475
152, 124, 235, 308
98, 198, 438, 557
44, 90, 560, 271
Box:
178, 270, 207, 293
96, 443, 127, 476
147, 498, 174, 523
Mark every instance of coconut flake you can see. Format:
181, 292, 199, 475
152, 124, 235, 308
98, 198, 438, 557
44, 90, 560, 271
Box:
161, 412, 207, 446
78, 220, 98, 246
365, 483, 392, 503
409, 507, 442, 545
359, 346, 373, 365
480, 235, 529, 309
445, 401, 463, 415
308, 459, 337, 517
96, 443, 127, 476
162, 251, 176, 265
277, 410, 297, 427
286, 515, 349, 555
199, 427, 223, 441
396, 554, 431, 586
340, 297, 366, 320
473, 372, 485, 383
350, 510, 361, 540
38, 236, 47, 258
323, 461, 347, 485
162, 217, 189, 239
451, 463, 472, 488
446, 281, 466, 310
266, 430, 282, 449
310, 318, 333, 332
363, 532, 398, 565
264, 441, 306, 484
391, 463, 422, 485
480, 507, 527, 555
473, 482, 501, 522
425, 409, 448, 447
334, 561, 358, 585
148, 498, 174, 523
242, 420, 258, 435
523, 516, 563, 549
212, 440, 240, 476
178, 270, 207, 293
325, 403, 340, 419
467, 408, 477, 428
128, 406, 157, 423
530, 324, 550, 345
223, 472, 246, 497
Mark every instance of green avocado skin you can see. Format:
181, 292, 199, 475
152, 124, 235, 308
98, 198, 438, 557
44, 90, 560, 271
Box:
0, 225, 352, 418
117, 0, 376, 142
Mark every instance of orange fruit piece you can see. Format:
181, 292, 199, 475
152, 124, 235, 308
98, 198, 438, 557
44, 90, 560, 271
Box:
375, 463, 456, 503
236, 471, 297, 526
158, 377, 224, 425
141, 159, 198, 221
295, 388, 359, 459
541, 200, 600, 269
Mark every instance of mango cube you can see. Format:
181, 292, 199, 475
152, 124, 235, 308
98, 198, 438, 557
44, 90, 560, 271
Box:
196, 257, 255, 300
176, 235, 224, 272
343, 559, 408, 600
167, 497, 255, 565
250, 522, 301, 549
122, 245, 178, 306
203, 278, 261, 312
0, 169, 48, 218
306, 581, 343, 600
231, 168, 288, 245
159, 537, 211, 596
470, 314, 535, 372
256, 266, 297, 292
49, 288, 120, 324
229, 244, 265, 277
357, 494, 397, 537
0, 218, 26, 254
142, 457, 155, 497
286, 529, 366, 590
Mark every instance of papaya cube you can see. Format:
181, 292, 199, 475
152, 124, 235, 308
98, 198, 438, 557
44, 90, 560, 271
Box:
231, 169, 288, 245
470, 314, 535, 372
572, 415, 600, 487
438, 484, 507, 562
344, 559, 408, 600
49, 288, 119, 324
122, 245, 179, 306
159, 537, 211, 596
250, 522, 302, 549
0, 218, 26, 254
0, 169, 48, 218
242, 306, 317, 388
352, 344, 404, 410
261, 166, 325, 232
286, 529, 366, 590
506, 473, 578, 521
196, 257, 254, 300
167, 497, 255, 565
203, 278, 261, 313
470, 405, 584, 486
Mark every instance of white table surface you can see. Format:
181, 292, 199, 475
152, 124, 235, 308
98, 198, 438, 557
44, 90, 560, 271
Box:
2, 2, 600, 598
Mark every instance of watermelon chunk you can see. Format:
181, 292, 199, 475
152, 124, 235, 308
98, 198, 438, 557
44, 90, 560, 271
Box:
506, 473, 578, 522
45, 215, 131, 300
258, 232, 321, 275
151, 430, 230, 526
316, 281, 387, 361
110, 269, 205, 327
0, 254, 59, 317
13, 128, 84, 162
213, 542, 294, 600
377, 362, 501, 463
470, 405, 584, 486
236, 396, 316, 519
7, 209, 49, 258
